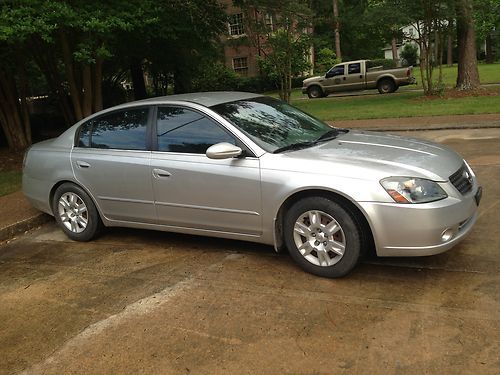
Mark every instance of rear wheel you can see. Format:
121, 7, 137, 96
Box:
284, 197, 362, 278
52, 183, 102, 241
307, 86, 324, 99
377, 78, 396, 94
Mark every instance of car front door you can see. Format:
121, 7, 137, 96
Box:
150, 106, 262, 236
71, 107, 156, 223
323, 64, 347, 93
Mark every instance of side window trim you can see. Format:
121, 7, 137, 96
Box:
74, 106, 154, 151
153, 105, 255, 157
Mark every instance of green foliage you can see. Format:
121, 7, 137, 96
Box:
191, 62, 240, 92
400, 44, 419, 66
367, 59, 397, 69
234, 0, 313, 102
315, 48, 340, 73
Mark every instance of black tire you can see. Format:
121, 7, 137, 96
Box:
307, 86, 324, 99
284, 197, 362, 278
377, 78, 396, 94
52, 183, 102, 241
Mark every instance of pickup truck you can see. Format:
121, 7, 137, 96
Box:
302, 59, 416, 98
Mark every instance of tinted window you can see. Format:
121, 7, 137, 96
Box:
89, 108, 149, 150
78, 122, 91, 147
348, 63, 361, 74
328, 65, 345, 77
157, 107, 235, 153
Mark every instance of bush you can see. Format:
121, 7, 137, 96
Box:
191, 62, 239, 92
191, 60, 308, 93
400, 44, 419, 66
315, 48, 340, 73
366, 59, 397, 70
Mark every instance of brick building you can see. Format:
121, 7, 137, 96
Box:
220, 0, 264, 77
219, 1, 314, 78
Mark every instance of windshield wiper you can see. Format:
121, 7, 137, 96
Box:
315, 128, 349, 142
273, 141, 316, 154
273, 128, 349, 154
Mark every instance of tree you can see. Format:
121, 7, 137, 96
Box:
456, 0, 481, 89
333, 0, 342, 60
235, 0, 312, 103
474, 0, 500, 63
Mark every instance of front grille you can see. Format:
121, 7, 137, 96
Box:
449, 164, 473, 195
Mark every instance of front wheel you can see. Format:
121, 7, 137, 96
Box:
284, 197, 362, 278
307, 86, 324, 99
52, 183, 102, 241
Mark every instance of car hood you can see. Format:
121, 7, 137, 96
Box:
303, 76, 323, 85
271, 130, 464, 181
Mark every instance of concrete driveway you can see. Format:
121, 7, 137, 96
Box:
1, 130, 499, 374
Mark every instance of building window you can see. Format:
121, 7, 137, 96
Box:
233, 57, 248, 75
264, 13, 273, 31
229, 13, 245, 36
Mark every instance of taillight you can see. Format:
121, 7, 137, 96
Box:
407, 68, 411, 77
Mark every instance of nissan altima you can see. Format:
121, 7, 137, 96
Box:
22, 92, 482, 277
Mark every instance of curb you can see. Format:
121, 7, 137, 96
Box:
0, 213, 52, 243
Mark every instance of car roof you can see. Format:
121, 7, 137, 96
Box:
128, 91, 264, 108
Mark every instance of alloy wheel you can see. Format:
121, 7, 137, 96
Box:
293, 210, 346, 267
58, 192, 88, 233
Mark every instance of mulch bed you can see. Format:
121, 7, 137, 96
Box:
0, 149, 24, 172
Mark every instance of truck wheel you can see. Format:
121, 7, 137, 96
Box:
307, 86, 323, 99
377, 79, 396, 94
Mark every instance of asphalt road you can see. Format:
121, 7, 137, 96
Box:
1, 129, 499, 374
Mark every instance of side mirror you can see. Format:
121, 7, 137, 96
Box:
206, 142, 242, 159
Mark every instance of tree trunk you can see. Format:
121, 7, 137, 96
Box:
391, 37, 399, 65
485, 33, 494, 63
456, 0, 480, 90
60, 31, 84, 120
130, 58, 147, 100
447, 19, 453, 67
81, 64, 93, 118
30, 37, 76, 126
447, 34, 453, 66
93, 58, 103, 112
333, 0, 342, 61
0, 73, 30, 150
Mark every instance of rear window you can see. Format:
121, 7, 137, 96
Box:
77, 108, 149, 150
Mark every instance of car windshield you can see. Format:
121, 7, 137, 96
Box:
211, 96, 334, 152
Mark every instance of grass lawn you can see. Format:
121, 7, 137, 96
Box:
292, 89, 500, 121
402, 62, 500, 90
0, 171, 22, 197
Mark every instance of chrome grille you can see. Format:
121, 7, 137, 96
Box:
449, 164, 473, 195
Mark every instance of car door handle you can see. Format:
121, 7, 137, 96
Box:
359, 75, 363, 79
76, 161, 90, 168
152, 168, 171, 178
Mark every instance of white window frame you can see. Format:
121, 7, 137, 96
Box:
232, 57, 249, 75
228, 13, 245, 36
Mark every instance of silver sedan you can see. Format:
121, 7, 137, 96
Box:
22, 92, 482, 277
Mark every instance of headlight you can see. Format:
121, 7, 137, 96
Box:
380, 177, 447, 204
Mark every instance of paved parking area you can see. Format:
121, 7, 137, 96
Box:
1, 131, 499, 374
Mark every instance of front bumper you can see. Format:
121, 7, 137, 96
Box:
359, 187, 481, 257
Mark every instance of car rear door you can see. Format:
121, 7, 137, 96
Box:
72, 106, 156, 223
150, 105, 262, 236
344, 62, 365, 90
